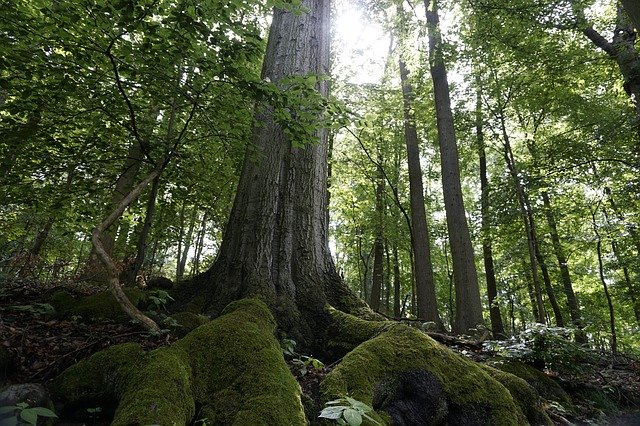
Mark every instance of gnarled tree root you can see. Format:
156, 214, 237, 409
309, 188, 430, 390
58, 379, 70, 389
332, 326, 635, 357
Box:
50, 298, 307, 425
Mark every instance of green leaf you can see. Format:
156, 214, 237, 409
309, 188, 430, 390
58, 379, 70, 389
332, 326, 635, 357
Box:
26, 406, 58, 418
20, 409, 38, 426
345, 397, 371, 412
343, 408, 362, 426
318, 405, 346, 420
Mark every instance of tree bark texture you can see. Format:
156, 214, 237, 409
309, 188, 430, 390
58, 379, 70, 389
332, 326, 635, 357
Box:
182, 1, 365, 348
399, 58, 444, 329
426, 0, 483, 333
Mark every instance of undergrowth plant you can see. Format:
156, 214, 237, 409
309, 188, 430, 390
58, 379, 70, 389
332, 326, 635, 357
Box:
485, 324, 597, 374
0, 402, 57, 426
319, 396, 382, 426
280, 338, 325, 376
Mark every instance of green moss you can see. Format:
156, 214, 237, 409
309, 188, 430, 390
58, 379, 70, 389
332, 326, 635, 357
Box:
168, 311, 210, 337
113, 347, 195, 425
490, 359, 573, 410
182, 294, 207, 314
48, 289, 150, 321
480, 364, 551, 425
47, 290, 77, 318
326, 306, 393, 354
177, 298, 306, 425
50, 298, 306, 425
321, 324, 524, 425
49, 342, 144, 404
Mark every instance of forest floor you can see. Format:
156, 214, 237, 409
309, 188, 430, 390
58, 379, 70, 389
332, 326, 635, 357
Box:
1, 279, 639, 425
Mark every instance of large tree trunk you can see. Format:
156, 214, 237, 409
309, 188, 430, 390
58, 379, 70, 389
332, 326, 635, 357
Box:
179, 0, 367, 349
399, 58, 444, 329
426, 0, 483, 333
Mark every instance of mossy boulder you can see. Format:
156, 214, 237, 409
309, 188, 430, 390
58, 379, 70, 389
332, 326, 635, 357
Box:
50, 298, 306, 425
48, 288, 148, 322
321, 313, 536, 425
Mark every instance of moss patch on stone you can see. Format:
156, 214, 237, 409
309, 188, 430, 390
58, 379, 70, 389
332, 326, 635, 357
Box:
50, 298, 306, 425
321, 322, 527, 425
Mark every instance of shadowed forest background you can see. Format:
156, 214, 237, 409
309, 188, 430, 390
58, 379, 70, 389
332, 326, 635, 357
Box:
1, 0, 640, 424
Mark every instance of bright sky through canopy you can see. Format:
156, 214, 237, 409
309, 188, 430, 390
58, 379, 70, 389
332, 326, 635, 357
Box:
333, 2, 389, 84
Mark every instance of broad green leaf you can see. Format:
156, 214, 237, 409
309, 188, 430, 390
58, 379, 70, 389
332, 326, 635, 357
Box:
343, 408, 362, 426
318, 405, 346, 420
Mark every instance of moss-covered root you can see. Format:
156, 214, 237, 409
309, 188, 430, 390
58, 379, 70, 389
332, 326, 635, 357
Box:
50, 342, 145, 405
320, 324, 530, 425
176, 298, 307, 425
480, 365, 552, 425
50, 299, 306, 425
325, 306, 392, 355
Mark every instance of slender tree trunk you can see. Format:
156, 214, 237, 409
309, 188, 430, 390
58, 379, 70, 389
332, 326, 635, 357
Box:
392, 244, 401, 317
426, 0, 483, 333
501, 123, 546, 324
541, 191, 586, 341
592, 208, 618, 355
192, 212, 209, 275
121, 175, 161, 285
399, 58, 443, 329
475, 80, 505, 338
370, 159, 386, 312
384, 242, 392, 314
177, 207, 197, 282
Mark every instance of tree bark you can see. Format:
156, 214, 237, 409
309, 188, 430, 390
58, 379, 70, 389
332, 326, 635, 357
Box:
500, 115, 546, 324
541, 191, 586, 341
578, 4, 640, 137
475, 80, 505, 338
399, 58, 444, 329
426, 0, 483, 333
120, 175, 161, 285
370, 159, 386, 312
179, 1, 368, 349
591, 208, 618, 355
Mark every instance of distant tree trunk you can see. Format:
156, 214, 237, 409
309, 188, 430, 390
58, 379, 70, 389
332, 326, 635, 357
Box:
393, 243, 401, 317
475, 81, 505, 338
384, 242, 392, 314
426, 0, 483, 333
592, 208, 618, 355
177, 0, 368, 348
121, 175, 161, 285
605, 190, 640, 324
541, 191, 586, 341
191, 212, 209, 275
500, 121, 546, 324
176, 207, 197, 282
370, 159, 385, 312
399, 58, 444, 329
